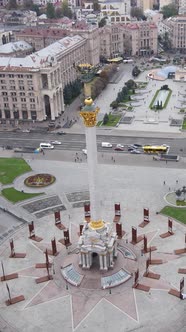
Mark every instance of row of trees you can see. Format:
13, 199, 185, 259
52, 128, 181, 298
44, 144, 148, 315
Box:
110, 80, 136, 109
46, 1, 72, 19
6, 0, 73, 19
90, 64, 117, 100
63, 79, 82, 105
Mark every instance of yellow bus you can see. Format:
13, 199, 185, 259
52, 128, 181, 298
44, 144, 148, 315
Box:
107, 57, 123, 64
143, 145, 169, 154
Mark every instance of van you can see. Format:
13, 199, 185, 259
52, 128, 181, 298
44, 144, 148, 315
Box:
101, 142, 112, 148
40, 143, 54, 149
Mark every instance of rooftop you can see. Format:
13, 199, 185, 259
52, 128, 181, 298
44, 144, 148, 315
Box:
0, 35, 84, 70
0, 40, 32, 54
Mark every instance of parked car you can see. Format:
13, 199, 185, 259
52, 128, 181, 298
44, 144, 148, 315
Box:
50, 141, 61, 145
56, 131, 66, 135
128, 147, 135, 151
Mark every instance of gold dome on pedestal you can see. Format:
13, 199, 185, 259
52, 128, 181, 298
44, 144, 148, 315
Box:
85, 97, 93, 106
89, 219, 105, 230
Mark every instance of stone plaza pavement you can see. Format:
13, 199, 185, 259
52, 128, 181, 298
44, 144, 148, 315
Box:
0, 158, 186, 332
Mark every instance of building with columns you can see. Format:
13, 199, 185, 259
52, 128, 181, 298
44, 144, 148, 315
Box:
78, 219, 117, 270
0, 35, 87, 122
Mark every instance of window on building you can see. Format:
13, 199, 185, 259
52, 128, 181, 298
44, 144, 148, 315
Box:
12, 97, 17, 102
3, 97, 8, 102
19, 86, 25, 90
11, 92, 16, 96
20, 92, 25, 96
21, 98, 26, 102
26, 75, 32, 79
27, 80, 33, 85
9, 74, 14, 78
10, 86, 16, 90
1, 80, 5, 84
30, 98, 35, 103
30, 104, 36, 109
2, 92, 7, 96
21, 104, 27, 109
18, 80, 24, 85
1, 86, 7, 90
4, 110, 10, 118
0, 110, 2, 118
13, 111, 19, 119
28, 92, 34, 97
0, 74, 5, 77
4, 103, 9, 108
9, 80, 15, 84
18, 74, 23, 78
31, 111, 37, 120
22, 111, 28, 119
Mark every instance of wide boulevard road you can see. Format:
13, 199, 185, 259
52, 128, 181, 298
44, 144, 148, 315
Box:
0, 131, 185, 155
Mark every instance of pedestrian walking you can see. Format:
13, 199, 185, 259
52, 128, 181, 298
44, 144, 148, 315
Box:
113, 159, 115, 163
163, 181, 166, 185
176, 180, 178, 184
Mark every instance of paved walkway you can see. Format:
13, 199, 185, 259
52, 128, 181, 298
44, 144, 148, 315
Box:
0, 157, 185, 332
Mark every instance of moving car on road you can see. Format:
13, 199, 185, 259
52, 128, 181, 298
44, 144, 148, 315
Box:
101, 142, 112, 148
56, 131, 66, 135
82, 149, 87, 155
50, 141, 61, 145
130, 150, 141, 154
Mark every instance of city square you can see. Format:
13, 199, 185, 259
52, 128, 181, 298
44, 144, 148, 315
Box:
0, 140, 185, 332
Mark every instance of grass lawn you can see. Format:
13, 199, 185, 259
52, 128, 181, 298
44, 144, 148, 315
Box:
103, 114, 121, 126
0, 158, 31, 184
182, 119, 186, 130
1, 187, 44, 203
149, 89, 172, 110
160, 206, 186, 224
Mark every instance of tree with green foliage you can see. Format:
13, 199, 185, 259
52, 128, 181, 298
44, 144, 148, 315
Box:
110, 100, 118, 109
159, 32, 172, 50
99, 17, 107, 28
55, 7, 63, 18
31, 4, 40, 16
46, 3, 55, 19
103, 113, 109, 125
161, 4, 178, 18
7, 0, 17, 9
23, 0, 33, 9
130, 7, 144, 20
93, 0, 100, 11
125, 79, 136, 90
132, 66, 140, 77
61, 0, 73, 18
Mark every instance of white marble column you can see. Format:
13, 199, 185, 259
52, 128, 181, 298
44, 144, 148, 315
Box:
86, 253, 90, 269
109, 252, 113, 268
79, 253, 82, 266
99, 254, 103, 270
82, 253, 86, 268
103, 254, 107, 270
114, 241, 118, 257
85, 126, 98, 220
